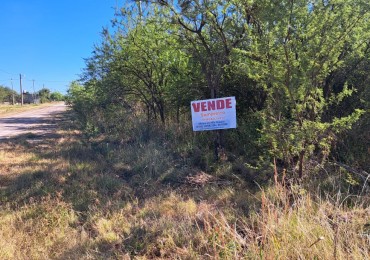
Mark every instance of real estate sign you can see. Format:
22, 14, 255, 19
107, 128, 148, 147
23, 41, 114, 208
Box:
191, 96, 237, 131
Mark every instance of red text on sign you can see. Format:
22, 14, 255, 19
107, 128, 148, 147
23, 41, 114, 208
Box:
192, 98, 232, 112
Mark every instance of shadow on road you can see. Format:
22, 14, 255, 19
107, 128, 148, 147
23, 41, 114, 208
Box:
0, 117, 53, 124
0, 110, 67, 141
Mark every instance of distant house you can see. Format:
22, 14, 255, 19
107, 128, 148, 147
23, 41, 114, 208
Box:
23, 92, 40, 104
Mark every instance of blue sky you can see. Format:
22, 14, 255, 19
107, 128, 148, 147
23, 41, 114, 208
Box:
0, 0, 120, 94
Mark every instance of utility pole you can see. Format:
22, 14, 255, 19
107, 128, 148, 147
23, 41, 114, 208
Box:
10, 78, 15, 105
19, 74, 23, 106
138, 1, 142, 20
32, 79, 35, 104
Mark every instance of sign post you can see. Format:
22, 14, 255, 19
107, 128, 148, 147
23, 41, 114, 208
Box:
191, 96, 236, 131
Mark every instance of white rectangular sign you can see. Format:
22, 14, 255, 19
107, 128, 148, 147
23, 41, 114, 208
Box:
191, 96, 237, 131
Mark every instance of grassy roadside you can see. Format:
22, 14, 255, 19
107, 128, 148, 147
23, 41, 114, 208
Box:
0, 102, 63, 117
0, 112, 369, 259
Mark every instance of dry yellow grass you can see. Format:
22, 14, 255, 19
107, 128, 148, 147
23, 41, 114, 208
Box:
0, 114, 369, 259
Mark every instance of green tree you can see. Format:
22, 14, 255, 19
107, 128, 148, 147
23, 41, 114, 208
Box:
71, 0, 369, 178
81, 4, 194, 125
0, 85, 17, 104
50, 91, 65, 101
147, 0, 249, 98
144, 0, 254, 159
38, 88, 51, 103
112, 20, 186, 123
235, 0, 369, 178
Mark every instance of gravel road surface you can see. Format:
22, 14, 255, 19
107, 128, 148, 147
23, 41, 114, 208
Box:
0, 103, 67, 140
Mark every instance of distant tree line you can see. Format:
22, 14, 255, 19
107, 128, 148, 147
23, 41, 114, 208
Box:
0, 85, 18, 103
0, 85, 65, 104
37, 88, 65, 103
68, 0, 370, 178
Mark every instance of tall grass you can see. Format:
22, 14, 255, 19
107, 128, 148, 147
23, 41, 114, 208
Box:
0, 114, 369, 259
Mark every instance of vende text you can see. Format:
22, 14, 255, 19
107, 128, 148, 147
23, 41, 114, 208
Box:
192, 98, 233, 112
190, 97, 237, 131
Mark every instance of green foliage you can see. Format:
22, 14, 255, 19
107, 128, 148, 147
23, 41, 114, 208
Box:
50, 91, 65, 101
38, 88, 51, 103
0, 85, 18, 103
67, 81, 99, 133
235, 0, 370, 177
68, 0, 370, 180
38, 88, 64, 103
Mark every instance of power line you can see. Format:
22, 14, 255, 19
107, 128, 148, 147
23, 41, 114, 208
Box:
25, 79, 71, 83
42, 80, 71, 83
0, 70, 72, 95
0, 69, 17, 76
1, 69, 73, 84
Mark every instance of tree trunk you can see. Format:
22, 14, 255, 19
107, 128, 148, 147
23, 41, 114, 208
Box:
298, 150, 305, 179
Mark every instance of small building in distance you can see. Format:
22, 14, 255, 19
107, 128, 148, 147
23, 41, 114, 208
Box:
23, 92, 40, 104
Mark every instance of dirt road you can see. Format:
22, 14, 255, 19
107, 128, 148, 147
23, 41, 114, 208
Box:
0, 103, 67, 140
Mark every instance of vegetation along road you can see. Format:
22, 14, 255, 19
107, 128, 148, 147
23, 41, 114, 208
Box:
0, 103, 67, 139
1, 0, 369, 258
